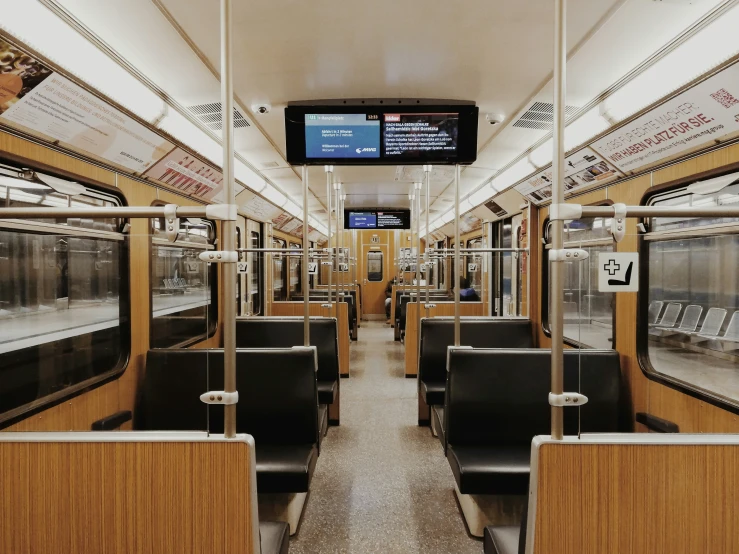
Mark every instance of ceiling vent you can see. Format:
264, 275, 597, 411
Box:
512, 102, 579, 131
395, 165, 456, 182
187, 102, 251, 131
260, 161, 280, 169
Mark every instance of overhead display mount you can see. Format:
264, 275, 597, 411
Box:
285, 101, 479, 165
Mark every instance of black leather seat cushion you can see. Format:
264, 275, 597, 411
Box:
484, 526, 520, 554
421, 380, 446, 405
447, 445, 531, 495
260, 521, 289, 554
256, 444, 318, 493
235, 317, 339, 386
418, 318, 534, 390
317, 380, 337, 405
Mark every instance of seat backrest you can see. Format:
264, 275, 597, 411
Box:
678, 304, 702, 331
235, 317, 339, 383
698, 307, 727, 336
139, 348, 319, 445
659, 302, 682, 327
723, 310, 739, 340
419, 319, 533, 384
648, 301, 664, 324
445, 348, 621, 447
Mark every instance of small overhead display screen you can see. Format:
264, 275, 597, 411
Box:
348, 211, 377, 229
285, 104, 477, 165
345, 210, 410, 230
383, 113, 458, 159
305, 114, 380, 159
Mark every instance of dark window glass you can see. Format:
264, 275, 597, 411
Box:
0, 165, 126, 423
367, 251, 383, 282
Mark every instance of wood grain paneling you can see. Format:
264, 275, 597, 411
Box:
270, 301, 350, 377
532, 440, 739, 554
530, 142, 739, 433
404, 301, 485, 377
0, 437, 257, 554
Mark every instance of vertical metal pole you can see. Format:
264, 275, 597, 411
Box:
302, 166, 310, 347
526, 202, 532, 318
415, 182, 422, 350
325, 166, 333, 308
486, 221, 493, 316
424, 166, 431, 307
219, 0, 237, 439
550, 0, 566, 441
334, 181, 341, 318
454, 165, 461, 347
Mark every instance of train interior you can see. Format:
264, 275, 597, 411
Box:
1, 0, 739, 553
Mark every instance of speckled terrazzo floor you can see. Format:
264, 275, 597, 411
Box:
289, 321, 481, 554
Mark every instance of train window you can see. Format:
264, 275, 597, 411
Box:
0, 164, 127, 424
150, 217, 216, 348
289, 242, 301, 297
544, 216, 614, 349
643, 182, 739, 405
367, 251, 383, 282
466, 237, 483, 293
272, 237, 286, 301
249, 229, 262, 315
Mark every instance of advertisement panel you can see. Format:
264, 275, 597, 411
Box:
143, 147, 223, 201
0, 38, 54, 115
240, 193, 285, 222
0, 72, 172, 173
515, 148, 623, 204
591, 63, 739, 173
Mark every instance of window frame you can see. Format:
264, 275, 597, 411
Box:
638, 174, 739, 415
149, 203, 218, 349
541, 203, 617, 349
0, 161, 130, 429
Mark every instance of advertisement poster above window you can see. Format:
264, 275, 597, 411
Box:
515, 147, 623, 205
0, 42, 172, 174
143, 147, 223, 201
591, 63, 739, 173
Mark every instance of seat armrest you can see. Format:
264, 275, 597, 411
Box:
91, 410, 133, 431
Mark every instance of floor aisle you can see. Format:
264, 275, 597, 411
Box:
290, 321, 481, 554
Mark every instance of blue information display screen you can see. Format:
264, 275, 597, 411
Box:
348, 212, 377, 228
305, 114, 380, 159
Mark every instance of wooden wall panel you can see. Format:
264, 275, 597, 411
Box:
404, 301, 485, 377
0, 439, 257, 554
270, 301, 350, 376
530, 142, 739, 433
532, 441, 739, 554
0, 132, 217, 432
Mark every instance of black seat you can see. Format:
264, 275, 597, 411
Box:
260, 521, 290, 554
418, 318, 533, 408
236, 317, 339, 407
445, 348, 621, 495
139, 347, 320, 494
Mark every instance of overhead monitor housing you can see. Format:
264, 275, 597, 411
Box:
285, 101, 478, 165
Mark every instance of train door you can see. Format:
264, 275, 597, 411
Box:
246, 219, 262, 315
289, 242, 301, 298
235, 218, 244, 316
272, 237, 286, 302
361, 233, 388, 317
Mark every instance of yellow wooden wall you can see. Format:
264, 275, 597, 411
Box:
530, 142, 739, 432
0, 131, 222, 431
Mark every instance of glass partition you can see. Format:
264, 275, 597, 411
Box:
545, 216, 614, 349
150, 218, 216, 348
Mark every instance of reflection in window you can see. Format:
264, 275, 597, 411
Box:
367, 251, 383, 282
0, 165, 125, 421
646, 184, 739, 405
546, 217, 614, 349
150, 218, 216, 348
